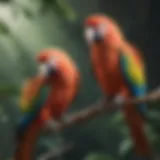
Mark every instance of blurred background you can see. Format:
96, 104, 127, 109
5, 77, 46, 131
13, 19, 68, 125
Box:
0, 0, 160, 159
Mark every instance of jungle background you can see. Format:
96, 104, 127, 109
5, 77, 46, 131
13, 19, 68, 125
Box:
0, 0, 160, 159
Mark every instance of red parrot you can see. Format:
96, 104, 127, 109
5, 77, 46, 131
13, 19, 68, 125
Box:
84, 14, 153, 158
14, 48, 80, 160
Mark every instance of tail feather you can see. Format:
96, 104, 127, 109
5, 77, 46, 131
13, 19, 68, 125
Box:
136, 104, 149, 122
124, 105, 152, 156
14, 119, 42, 160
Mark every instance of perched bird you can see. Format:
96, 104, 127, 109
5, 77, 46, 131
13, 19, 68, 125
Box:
14, 48, 80, 160
84, 14, 153, 158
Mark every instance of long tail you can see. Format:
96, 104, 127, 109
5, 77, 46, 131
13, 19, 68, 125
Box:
123, 104, 153, 157
13, 119, 42, 160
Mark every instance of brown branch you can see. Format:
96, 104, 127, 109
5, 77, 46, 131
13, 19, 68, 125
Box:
39, 88, 160, 160
38, 142, 74, 160
48, 88, 160, 132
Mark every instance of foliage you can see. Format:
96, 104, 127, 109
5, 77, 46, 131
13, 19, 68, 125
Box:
0, 0, 76, 36
0, 85, 19, 97
0, 0, 11, 2
118, 138, 133, 158
0, 0, 76, 96
84, 153, 114, 160
41, 0, 76, 20
0, 22, 9, 34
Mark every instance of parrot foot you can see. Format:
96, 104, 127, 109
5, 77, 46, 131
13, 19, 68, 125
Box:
113, 94, 125, 109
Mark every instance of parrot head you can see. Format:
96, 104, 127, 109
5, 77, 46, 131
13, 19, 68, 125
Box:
84, 14, 124, 47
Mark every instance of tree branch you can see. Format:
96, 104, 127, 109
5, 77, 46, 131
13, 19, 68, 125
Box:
37, 142, 74, 160
48, 88, 160, 132
23, 88, 160, 160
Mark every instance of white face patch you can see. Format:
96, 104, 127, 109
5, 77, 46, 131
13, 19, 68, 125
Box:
38, 56, 59, 77
38, 63, 49, 77
84, 27, 96, 45
84, 24, 107, 45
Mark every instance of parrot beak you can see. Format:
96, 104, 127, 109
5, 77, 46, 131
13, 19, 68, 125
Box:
84, 27, 104, 44
20, 76, 46, 111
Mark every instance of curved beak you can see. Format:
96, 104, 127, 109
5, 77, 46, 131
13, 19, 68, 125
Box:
20, 75, 46, 111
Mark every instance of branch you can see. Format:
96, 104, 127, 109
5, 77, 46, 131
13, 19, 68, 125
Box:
36, 88, 160, 160
48, 88, 160, 132
37, 142, 74, 160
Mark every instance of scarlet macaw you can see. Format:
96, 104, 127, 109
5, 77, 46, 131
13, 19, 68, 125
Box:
14, 48, 80, 160
84, 14, 153, 158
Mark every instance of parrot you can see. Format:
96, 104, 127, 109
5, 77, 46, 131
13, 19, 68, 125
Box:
14, 48, 80, 160
84, 14, 153, 158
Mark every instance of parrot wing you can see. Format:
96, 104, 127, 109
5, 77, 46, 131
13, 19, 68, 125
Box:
27, 86, 49, 113
119, 50, 147, 115
18, 86, 49, 137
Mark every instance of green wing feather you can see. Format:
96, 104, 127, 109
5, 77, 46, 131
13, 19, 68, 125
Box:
17, 86, 49, 136
24, 86, 49, 114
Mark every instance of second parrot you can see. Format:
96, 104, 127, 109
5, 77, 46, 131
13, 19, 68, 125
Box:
84, 14, 153, 158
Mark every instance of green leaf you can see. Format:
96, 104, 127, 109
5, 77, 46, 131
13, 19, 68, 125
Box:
109, 112, 124, 126
84, 153, 114, 160
0, 106, 9, 123
119, 138, 133, 157
148, 110, 160, 120
40, 0, 53, 13
0, 85, 20, 97
40, 0, 76, 20
23, 7, 34, 19
0, 22, 9, 34
52, 0, 77, 20
0, 0, 11, 3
